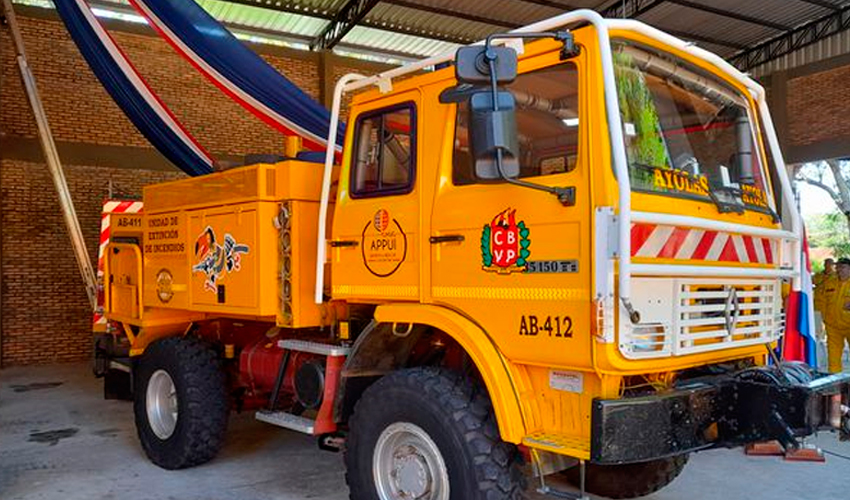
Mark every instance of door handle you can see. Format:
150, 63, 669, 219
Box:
329, 239, 359, 248
429, 234, 465, 244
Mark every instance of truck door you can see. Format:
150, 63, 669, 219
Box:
430, 57, 592, 368
331, 91, 421, 302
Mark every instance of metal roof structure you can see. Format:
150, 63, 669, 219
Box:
213, 0, 850, 71
14, 0, 850, 71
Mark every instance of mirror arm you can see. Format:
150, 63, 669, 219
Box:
482, 32, 578, 208
494, 149, 577, 207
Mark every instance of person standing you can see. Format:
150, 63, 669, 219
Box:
827, 258, 850, 373
813, 258, 835, 315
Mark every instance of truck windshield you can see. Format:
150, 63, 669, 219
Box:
613, 40, 773, 215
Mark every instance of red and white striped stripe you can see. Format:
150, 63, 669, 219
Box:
93, 200, 144, 331
631, 223, 776, 264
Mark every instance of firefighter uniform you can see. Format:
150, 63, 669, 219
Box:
827, 275, 850, 373
813, 271, 834, 314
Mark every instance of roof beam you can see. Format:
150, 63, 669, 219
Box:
600, 0, 665, 19
219, 0, 474, 44
516, 0, 582, 10
310, 0, 380, 50
729, 5, 850, 70
664, 28, 748, 50
381, 0, 517, 29
796, 0, 841, 11
664, 0, 792, 31
222, 0, 336, 20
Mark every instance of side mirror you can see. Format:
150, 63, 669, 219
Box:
455, 46, 517, 85
468, 91, 519, 180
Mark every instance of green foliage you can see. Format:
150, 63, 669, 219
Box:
517, 221, 530, 267
481, 224, 492, 267
613, 50, 667, 169
807, 211, 850, 259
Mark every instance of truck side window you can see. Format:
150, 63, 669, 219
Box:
351, 104, 415, 197
453, 63, 580, 185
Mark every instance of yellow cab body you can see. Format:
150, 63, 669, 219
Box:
329, 24, 783, 453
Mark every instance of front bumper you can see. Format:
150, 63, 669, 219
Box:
590, 368, 850, 464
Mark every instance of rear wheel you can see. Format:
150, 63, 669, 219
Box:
562, 455, 689, 499
344, 368, 523, 500
134, 336, 228, 470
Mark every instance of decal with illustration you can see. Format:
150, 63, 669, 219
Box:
481, 208, 530, 274
192, 226, 250, 292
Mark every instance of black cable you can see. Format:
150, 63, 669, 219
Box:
822, 449, 850, 461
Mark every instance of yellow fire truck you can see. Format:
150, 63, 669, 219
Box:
95, 10, 849, 500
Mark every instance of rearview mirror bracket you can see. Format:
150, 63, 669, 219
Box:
467, 31, 581, 207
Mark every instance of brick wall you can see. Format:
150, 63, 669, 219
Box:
786, 64, 850, 149
0, 7, 388, 366
0, 160, 182, 365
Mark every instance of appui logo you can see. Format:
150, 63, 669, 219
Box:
373, 208, 390, 232
481, 208, 530, 274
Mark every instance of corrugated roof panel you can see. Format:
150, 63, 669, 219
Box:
225, 0, 343, 18
197, 0, 328, 36
19, 0, 850, 74
366, 3, 499, 42
391, 0, 559, 27
677, 0, 831, 30
750, 28, 850, 77
638, 2, 781, 49
342, 24, 459, 57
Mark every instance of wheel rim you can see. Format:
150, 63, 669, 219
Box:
146, 369, 178, 440
373, 422, 450, 500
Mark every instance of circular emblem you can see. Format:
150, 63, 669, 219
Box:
374, 209, 390, 233
362, 210, 407, 278
156, 269, 174, 303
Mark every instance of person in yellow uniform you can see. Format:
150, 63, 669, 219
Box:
813, 258, 835, 314
814, 258, 836, 348
827, 258, 850, 373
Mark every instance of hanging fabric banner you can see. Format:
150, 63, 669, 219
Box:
54, 0, 215, 176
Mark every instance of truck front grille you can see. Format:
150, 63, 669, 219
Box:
620, 279, 784, 359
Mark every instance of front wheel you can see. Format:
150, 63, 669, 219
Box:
134, 336, 228, 470
345, 368, 523, 500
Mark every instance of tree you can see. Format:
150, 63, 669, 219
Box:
795, 159, 850, 240
807, 212, 850, 258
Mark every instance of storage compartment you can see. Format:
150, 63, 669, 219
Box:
139, 161, 325, 327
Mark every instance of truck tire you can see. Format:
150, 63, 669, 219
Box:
562, 455, 689, 499
344, 367, 523, 500
133, 336, 228, 470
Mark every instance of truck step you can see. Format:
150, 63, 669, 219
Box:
256, 410, 315, 435
522, 431, 590, 460
108, 357, 131, 373
277, 339, 350, 356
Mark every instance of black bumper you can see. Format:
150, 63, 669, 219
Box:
591, 369, 850, 464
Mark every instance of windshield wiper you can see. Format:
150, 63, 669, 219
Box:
706, 185, 745, 215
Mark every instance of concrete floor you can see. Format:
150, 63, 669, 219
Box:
1, 363, 849, 500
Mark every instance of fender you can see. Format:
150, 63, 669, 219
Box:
370, 303, 527, 444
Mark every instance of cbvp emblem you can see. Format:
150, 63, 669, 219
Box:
481, 208, 530, 274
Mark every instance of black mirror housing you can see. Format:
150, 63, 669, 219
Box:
455, 46, 518, 85
468, 91, 520, 180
